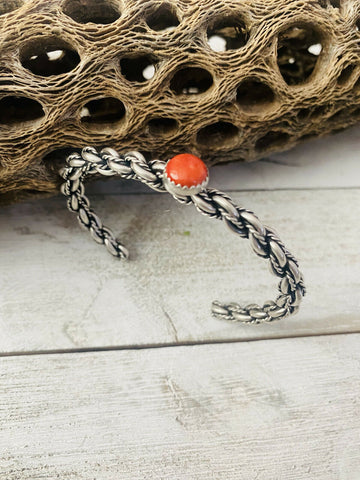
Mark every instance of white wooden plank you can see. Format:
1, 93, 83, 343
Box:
87, 125, 360, 195
0, 335, 359, 479
0, 189, 359, 353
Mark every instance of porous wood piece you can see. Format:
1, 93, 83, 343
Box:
0, 0, 360, 204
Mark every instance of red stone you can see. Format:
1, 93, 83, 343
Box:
165, 154, 208, 188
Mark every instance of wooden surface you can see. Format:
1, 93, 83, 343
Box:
1, 335, 360, 480
0, 126, 359, 478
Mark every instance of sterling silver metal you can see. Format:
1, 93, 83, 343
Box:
60, 146, 306, 324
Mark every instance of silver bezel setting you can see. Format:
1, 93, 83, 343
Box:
162, 168, 209, 197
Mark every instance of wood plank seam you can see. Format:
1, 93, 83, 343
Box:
1, 330, 360, 358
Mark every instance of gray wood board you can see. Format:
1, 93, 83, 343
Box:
0, 189, 359, 353
0, 334, 359, 479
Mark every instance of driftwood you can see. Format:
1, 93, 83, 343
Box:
0, 0, 359, 204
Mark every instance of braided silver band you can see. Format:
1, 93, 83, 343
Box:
60, 146, 306, 324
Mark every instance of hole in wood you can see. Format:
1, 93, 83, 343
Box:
62, 0, 120, 24
277, 25, 323, 85
318, 0, 340, 7
42, 147, 80, 176
297, 104, 328, 121
0, 96, 44, 125
207, 15, 248, 51
297, 108, 310, 120
148, 118, 178, 137
338, 65, 356, 86
80, 97, 125, 124
120, 55, 158, 83
236, 79, 275, 112
197, 122, 239, 148
255, 131, 290, 152
170, 67, 213, 95
145, 3, 180, 32
0, 0, 23, 15
311, 105, 328, 119
20, 38, 81, 76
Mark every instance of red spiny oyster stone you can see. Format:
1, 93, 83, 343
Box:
165, 154, 208, 188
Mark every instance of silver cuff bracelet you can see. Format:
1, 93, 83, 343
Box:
60, 147, 306, 325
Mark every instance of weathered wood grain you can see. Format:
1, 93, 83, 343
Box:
1, 0, 360, 203
0, 187, 359, 353
0, 335, 359, 479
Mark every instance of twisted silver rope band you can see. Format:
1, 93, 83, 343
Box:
60, 146, 306, 324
